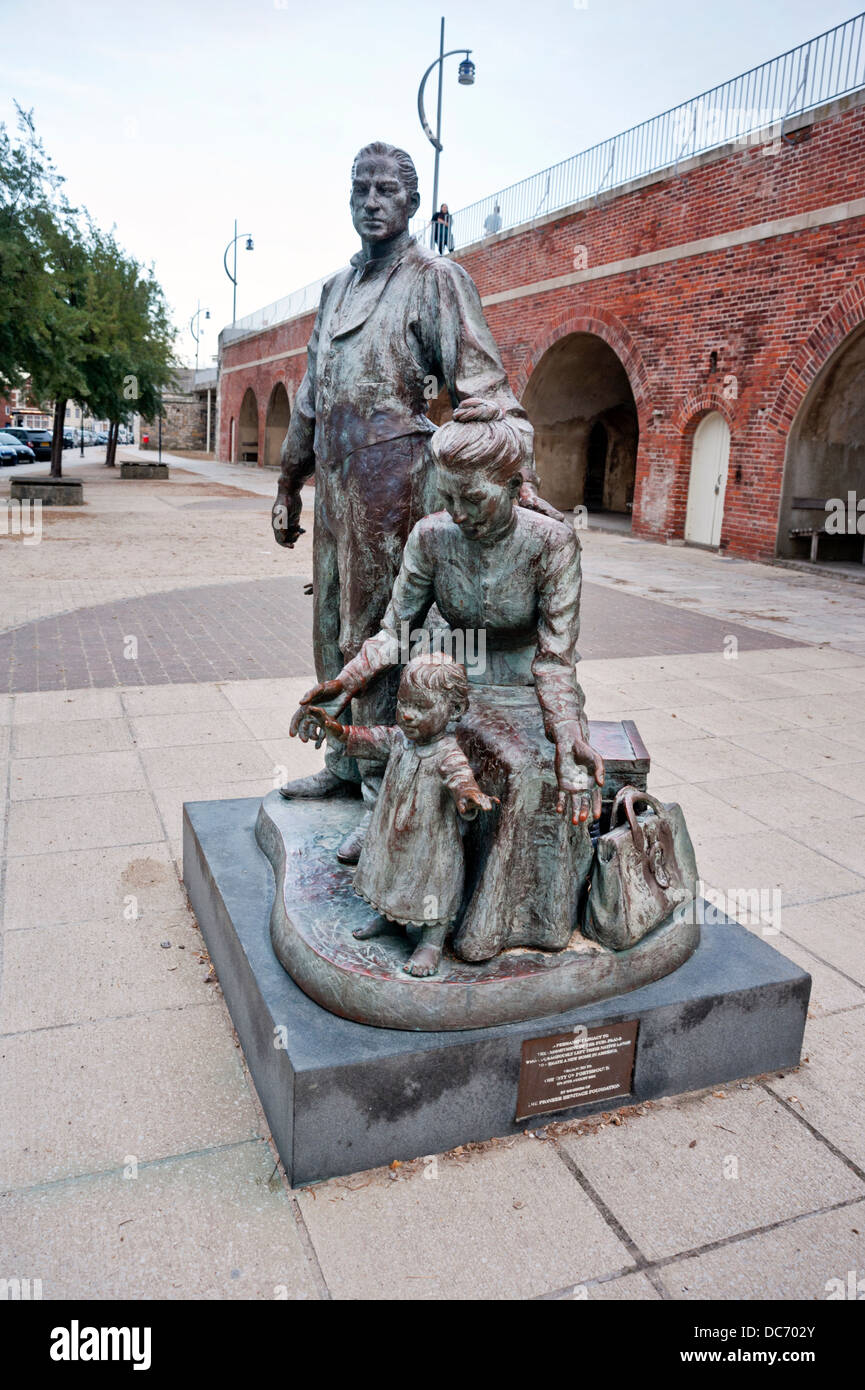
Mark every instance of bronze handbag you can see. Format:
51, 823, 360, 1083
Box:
583, 787, 699, 951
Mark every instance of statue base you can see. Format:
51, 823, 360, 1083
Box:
182, 795, 811, 1186
253, 791, 700, 1031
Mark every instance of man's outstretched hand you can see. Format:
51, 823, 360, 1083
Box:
289, 679, 352, 742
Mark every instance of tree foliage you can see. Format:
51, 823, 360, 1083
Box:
0, 104, 176, 476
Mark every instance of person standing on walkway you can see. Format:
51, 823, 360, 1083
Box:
271, 141, 554, 862
432, 203, 453, 254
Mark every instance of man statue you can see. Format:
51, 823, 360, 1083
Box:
272, 140, 553, 862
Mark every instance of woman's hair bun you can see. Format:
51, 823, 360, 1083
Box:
452, 398, 504, 424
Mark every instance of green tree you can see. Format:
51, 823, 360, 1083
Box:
0, 104, 86, 476
78, 229, 175, 467
1, 105, 175, 477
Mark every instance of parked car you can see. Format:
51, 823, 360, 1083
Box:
63, 431, 74, 448
4, 427, 52, 461
0, 430, 36, 464
95, 430, 109, 445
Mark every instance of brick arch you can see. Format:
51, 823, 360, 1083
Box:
516, 309, 652, 413
674, 391, 737, 436
767, 278, 865, 434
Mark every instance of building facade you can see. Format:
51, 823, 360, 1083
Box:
216, 44, 865, 565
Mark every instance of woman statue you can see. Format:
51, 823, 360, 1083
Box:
290, 399, 605, 963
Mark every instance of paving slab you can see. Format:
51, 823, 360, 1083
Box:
152, 778, 270, 842
643, 782, 764, 841
12, 689, 124, 723
695, 828, 864, 906
9, 749, 147, 801
780, 893, 865, 985
6, 789, 163, 856
0, 911, 207, 1032
674, 700, 802, 738
0, 1141, 318, 1300
139, 741, 275, 789
700, 771, 865, 832
120, 683, 234, 718
641, 737, 777, 784
579, 1271, 662, 1300
297, 1140, 631, 1300
0, 1003, 259, 1189
129, 709, 254, 750
789, 816, 865, 879
761, 934, 865, 1017
657, 1199, 865, 1300
766, 1006, 865, 1171
10, 716, 134, 759
558, 1089, 864, 1261
2, 842, 185, 930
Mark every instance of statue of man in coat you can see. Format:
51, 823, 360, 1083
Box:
272, 140, 554, 861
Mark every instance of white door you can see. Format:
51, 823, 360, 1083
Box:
684, 412, 730, 547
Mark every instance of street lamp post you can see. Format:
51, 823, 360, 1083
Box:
189, 301, 211, 374
223, 220, 255, 327
417, 16, 475, 243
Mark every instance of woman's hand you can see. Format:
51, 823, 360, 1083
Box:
554, 724, 605, 825
289, 679, 352, 741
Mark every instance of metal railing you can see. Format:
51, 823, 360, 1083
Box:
231, 12, 865, 337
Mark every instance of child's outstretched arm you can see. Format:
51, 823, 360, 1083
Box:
303, 710, 398, 762
302, 706, 347, 749
440, 748, 498, 819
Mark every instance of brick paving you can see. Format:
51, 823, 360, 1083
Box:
0, 576, 799, 694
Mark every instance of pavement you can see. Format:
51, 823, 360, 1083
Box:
1, 457, 864, 1300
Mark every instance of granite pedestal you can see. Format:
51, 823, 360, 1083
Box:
11, 476, 83, 505
120, 462, 169, 479
183, 796, 811, 1186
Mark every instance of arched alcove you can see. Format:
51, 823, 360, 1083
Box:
264, 382, 291, 470
238, 388, 259, 465
522, 333, 638, 516
776, 325, 865, 565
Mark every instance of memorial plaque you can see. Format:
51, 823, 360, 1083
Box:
515, 1020, 638, 1121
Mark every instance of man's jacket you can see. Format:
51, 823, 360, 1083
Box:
279, 233, 534, 484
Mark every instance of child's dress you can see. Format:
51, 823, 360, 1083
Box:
343, 726, 481, 927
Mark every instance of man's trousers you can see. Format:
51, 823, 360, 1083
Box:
311, 432, 438, 787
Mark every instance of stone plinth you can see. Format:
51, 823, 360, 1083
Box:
11, 477, 83, 505
182, 794, 811, 1187
120, 462, 169, 479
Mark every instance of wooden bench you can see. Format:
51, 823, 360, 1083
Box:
789, 496, 832, 562
789, 496, 865, 565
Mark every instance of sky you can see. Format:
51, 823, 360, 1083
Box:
3, 0, 860, 367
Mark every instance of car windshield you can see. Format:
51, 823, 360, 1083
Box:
0, 432, 21, 444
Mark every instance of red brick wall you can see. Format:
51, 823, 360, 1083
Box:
219, 93, 865, 560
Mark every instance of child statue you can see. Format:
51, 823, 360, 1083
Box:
304, 651, 496, 978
